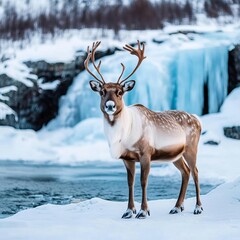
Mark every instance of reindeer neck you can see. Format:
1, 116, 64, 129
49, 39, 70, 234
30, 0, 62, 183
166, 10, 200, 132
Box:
103, 102, 132, 142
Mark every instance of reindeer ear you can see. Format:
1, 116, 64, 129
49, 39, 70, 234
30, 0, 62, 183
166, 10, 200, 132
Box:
89, 80, 102, 92
121, 80, 135, 92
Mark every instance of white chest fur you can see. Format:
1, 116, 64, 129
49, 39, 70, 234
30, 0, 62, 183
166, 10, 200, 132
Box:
103, 106, 142, 159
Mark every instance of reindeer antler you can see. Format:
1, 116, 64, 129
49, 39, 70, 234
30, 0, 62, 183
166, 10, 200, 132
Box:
84, 41, 105, 84
117, 40, 146, 84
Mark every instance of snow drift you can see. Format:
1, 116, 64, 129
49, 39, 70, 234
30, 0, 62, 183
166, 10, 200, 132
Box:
1, 177, 240, 240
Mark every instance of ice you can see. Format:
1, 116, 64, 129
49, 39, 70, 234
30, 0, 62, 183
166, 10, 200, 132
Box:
48, 32, 231, 129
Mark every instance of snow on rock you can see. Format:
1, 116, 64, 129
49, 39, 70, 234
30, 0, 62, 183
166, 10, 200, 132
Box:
0, 103, 17, 120
0, 178, 240, 240
0, 86, 18, 94
0, 86, 17, 101
0, 59, 37, 87
38, 79, 60, 90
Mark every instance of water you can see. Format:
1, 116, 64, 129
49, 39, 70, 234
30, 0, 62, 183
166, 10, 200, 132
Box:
0, 160, 218, 219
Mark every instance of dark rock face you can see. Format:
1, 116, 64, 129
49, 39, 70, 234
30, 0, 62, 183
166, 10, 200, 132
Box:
0, 48, 117, 130
228, 44, 240, 94
224, 126, 240, 140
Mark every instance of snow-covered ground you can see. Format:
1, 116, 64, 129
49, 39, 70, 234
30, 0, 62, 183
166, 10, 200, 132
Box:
0, 178, 239, 240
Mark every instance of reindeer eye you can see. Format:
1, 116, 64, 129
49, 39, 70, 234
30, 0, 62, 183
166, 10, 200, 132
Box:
116, 90, 123, 96
100, 89, 106, 96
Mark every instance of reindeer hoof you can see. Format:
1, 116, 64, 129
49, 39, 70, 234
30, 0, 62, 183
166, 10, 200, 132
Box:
122, 208, 136, 219
135, 209, 150, 219
194, 205, 203, 215
169, 205, 184, 214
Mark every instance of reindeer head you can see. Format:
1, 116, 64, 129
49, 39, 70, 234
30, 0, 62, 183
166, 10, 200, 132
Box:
85, 41, 146, 119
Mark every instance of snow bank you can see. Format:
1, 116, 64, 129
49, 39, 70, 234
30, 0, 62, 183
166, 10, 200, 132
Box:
196, 87, 240, 182
1, 177, 239, 240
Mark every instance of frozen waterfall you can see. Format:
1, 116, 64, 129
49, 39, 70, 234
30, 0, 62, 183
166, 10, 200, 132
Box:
48, 34, 230, 129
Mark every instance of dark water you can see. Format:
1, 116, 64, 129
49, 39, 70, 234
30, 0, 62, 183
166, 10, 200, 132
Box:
0, 160, 218, 219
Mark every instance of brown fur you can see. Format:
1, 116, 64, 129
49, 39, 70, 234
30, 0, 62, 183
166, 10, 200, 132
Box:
121, 141, 185, 162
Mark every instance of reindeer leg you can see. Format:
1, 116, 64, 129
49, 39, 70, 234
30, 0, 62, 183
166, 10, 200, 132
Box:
122, 160, 136, 219
136, 156, 150, 219
170, 157, 190, 214
184, 151, 203, 214
191, 166, 203, 214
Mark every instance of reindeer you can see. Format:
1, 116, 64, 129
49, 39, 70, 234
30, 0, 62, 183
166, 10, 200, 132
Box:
84, 41, 203, 219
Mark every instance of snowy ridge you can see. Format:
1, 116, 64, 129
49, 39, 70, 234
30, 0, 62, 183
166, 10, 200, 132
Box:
1, 177, 240, 240
0, 86, 18, 120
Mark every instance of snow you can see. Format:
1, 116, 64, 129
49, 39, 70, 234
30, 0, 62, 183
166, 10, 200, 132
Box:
38, 79, 60, 90
220, 87, 240, 117
0, 86, 18, 119
0, 86, 17, 94
0, 103, 17, 121
196, 87, 240, 182
0, 0, 51, 17
0, 86, 17, 101
9, 30, 122, 63
0, 178, 240, 240
0, 59, 37, 87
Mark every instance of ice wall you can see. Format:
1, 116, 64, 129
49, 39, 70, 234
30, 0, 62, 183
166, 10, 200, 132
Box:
174, 45, 228, 114
48, 38, 229, 129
